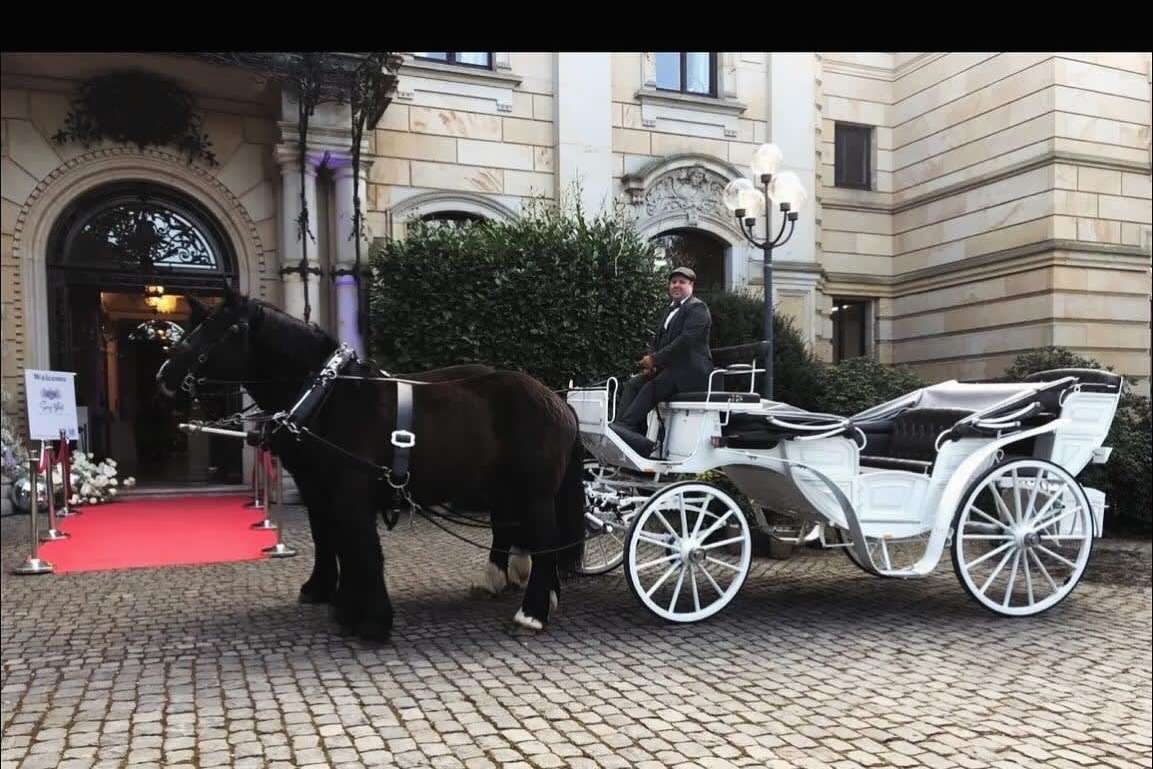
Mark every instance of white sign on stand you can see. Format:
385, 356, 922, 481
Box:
24, 369, 80, 441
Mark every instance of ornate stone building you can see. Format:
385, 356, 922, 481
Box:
2, 52, 1150, 486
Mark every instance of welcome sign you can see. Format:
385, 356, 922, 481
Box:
24, 369, 80, 441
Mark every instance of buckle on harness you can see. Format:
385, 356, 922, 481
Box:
391, 430, 415, 448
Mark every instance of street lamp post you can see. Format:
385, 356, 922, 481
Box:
722, 143, 808, 401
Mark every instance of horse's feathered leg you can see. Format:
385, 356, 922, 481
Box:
296, 471, 339, 604
513, 496, 558, 631
331, 475, 394, 643
473, 525, 509, 596
508, 546, 532, 589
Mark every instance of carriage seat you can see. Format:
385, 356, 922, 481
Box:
1023, 368, 1122, 393
859, 408, 972, 472
720, 412, 782, 450
672, 391, 762, 404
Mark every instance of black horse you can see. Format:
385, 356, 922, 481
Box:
157, 291, 585, 641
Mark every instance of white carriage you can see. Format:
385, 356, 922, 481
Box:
567, 363, 1123, 623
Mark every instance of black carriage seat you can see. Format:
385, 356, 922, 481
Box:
672, 391, 762, 404
719, 411, 853, 450
858, 408, 973, 472
721, 412, 783, 450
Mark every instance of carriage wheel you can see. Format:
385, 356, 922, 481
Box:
951, 458, 1093, 617
578, 461, 631, 575
624, 481, 752, 623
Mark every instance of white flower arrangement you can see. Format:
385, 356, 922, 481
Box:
64, 450, 134, 506
1, 388, 28, 482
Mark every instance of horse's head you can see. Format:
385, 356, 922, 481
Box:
157, 288, 260, 399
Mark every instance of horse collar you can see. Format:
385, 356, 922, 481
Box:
275, 344, 358, 436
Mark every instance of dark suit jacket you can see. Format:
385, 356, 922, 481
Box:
649, 295, 713, 389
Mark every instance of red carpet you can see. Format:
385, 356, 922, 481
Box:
37, 495, 281, 574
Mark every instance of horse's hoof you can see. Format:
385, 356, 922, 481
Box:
299, 586, 335, 605
355, 619, 393, 644
512, 608, 544, 631
329, 604, 357, 628
508, 549, 532, 588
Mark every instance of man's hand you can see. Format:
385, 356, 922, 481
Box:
639, 354, 655, 374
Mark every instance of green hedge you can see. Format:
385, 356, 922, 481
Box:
812, 356, 926, 416
368, 200, 665, 389
1004, 347, 1151, 532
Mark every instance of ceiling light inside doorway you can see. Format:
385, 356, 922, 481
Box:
144, 285, 176, 314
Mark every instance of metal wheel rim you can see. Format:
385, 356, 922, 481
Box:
625, 482, 751, 623
954, 459, 1093, 617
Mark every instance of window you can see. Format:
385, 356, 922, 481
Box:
419, 211, 486, 229
832, 298, 870, 362
835, 123, 872, 190
413, 52, 492, 69
50, 183, 234, 282
654, 52, 715, 96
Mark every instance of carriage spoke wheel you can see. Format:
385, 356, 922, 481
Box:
578, 461, 631, 575
625, 481, 751, 623
952, 458, 1093, 617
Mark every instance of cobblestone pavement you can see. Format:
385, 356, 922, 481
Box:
2, 505, 1150, 769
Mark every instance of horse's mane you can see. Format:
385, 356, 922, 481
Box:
248, 297, 338, 369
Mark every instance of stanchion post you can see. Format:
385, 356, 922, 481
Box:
262, 454, 296, 558
56, 429, 79, 517
39, 442, 68, 542
13, 458, 54, 575
251, 448, 276, 531
245, 442, 264, 509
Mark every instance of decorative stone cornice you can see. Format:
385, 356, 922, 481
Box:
822, 240, 1152, 298
821, 150, 1153, 215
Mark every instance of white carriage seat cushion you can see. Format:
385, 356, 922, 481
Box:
916, 382, 1037, 412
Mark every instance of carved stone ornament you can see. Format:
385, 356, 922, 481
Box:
641, 166, 729, 222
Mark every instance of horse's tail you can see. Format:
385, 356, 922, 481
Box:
554, 436, 586, 576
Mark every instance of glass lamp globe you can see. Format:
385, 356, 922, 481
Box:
737, 187, 766, 218
722, 178, 754, 212
769, 171, 807, 213
751, 143, 783, 178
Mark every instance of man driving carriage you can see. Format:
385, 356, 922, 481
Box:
611, 266, 713, 456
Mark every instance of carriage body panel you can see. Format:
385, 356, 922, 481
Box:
1034, 390, 1120, 476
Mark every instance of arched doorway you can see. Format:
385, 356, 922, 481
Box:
47, 181, 243, 488
650, 228, 728, 292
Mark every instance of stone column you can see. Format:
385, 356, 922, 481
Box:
332, 160, 368, 357
276, 150, 322, 323
767, 52, 818, 266
555, 53, 613, 215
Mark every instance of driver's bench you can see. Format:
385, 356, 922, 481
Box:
612, 342, 768, 459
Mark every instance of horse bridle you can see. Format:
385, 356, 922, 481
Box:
162, 316, 249, 398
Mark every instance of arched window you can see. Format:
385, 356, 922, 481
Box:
49, 181, 236, 287
419, 210, 488, 228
